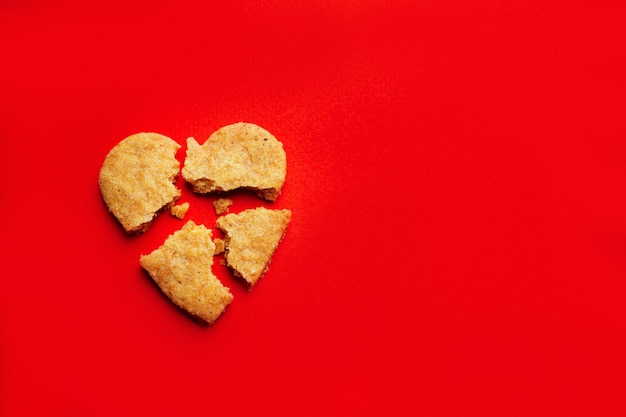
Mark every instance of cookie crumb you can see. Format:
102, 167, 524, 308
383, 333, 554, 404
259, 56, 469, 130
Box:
212, 198, 233, 215
170, 202, 190, 219
213, 238, 225, 255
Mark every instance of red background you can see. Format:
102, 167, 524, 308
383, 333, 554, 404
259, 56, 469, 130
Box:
1, 1, 626, 416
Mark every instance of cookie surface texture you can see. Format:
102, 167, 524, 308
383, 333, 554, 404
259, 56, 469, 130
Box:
99, 132, 181, 233
140, 221, 233, 324
216, 207, 292, 288
182, 122, 286, 201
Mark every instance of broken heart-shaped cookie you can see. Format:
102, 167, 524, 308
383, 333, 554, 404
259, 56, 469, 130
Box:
100, 123, 291, 326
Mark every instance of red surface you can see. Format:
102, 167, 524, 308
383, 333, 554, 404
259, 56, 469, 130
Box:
1, 1, 626, 416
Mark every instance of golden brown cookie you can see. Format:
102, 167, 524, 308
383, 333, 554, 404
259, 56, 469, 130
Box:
140, 221, 233, 324
216, 207, 291, 289
182, 122, 286, 201
99, 132, 181, 233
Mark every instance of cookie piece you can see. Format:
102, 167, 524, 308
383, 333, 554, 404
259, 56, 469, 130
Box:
170, 202, 190, 219
212, 198, 233, 215
140, 221, 233, 324
99, 132, 181, 233
182, 122, 286, 201
216, 207, 291, 289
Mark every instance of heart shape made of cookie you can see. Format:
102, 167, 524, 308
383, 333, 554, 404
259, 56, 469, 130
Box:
99, 122, 292, 325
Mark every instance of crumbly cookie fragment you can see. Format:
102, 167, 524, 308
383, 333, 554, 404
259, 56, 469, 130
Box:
213, 238, 225, 255
140, 221, 233, 324
170, 202, 190, 219
212, 198, 233, 215
99, 132, 181, 233
182, 122, 286, 201
216, 207, 291, 289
